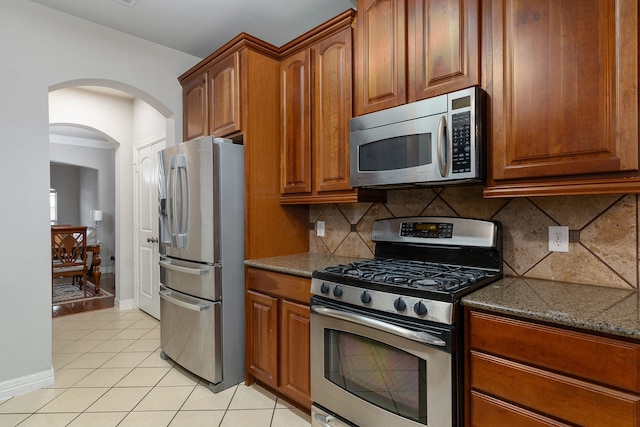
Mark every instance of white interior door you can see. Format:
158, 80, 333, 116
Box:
135, 140, 165, 319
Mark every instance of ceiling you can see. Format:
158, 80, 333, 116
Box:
30, 0, 357, 58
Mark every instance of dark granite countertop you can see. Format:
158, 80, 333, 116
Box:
462, 276, 640, 340
246, 256, 640, 341
244, 252, 365, 278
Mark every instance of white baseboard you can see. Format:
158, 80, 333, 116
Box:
0, 368, 54, 400
115, 298, 135, 310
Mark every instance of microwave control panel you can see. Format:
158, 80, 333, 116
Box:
451, 111, 471, 174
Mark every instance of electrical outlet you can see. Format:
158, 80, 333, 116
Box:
317, 220, 325, 237
548, 226, 569, 252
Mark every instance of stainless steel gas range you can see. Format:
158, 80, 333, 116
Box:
310, 216, 503, 427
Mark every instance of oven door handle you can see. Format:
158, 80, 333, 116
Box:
311, 305, 446, 347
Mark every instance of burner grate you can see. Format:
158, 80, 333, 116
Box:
321, 259, 493, 293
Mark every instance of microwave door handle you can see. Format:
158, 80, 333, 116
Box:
311, 305, 446, 347
437, 115, 448, 177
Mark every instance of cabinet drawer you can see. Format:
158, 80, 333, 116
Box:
469, 311, 640, 392
470, 351, 640, 427
246, 268, 310, 304
470, 391, 571, 427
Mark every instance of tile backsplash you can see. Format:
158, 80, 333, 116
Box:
309, 186, 638, 291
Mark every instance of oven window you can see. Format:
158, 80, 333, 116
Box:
359, 134, 431, 171
324, 330, 427, 425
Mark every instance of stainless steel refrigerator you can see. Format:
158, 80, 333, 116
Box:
158, 136, 244, 393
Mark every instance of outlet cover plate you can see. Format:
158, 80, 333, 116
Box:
548, 226, 569, 252
317, 221, 325, 237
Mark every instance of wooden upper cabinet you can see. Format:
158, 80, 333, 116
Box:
355, 0, 406, 114
354, 0, 480, 116
279, 10, 384, 204
281, 50, 312, 194
207, 51, 241, 137
312, 28, 353, 194
281, 31, 353, 196
180, 47, 244, 142
182, 73, 208, 141
485, 0, 640, 197
408, 0, 480, 101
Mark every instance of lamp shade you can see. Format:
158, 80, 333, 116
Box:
90, 209, 103, 222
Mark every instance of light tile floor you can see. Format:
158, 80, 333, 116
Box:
0, 308, 311, 427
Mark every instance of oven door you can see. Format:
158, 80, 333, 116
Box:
310, 297, 455, 427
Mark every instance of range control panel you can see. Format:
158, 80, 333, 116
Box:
400, 222, 453, 239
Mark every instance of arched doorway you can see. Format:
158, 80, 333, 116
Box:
48, 80, 174, 318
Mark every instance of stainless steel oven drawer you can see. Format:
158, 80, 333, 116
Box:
160, 286, 222, 384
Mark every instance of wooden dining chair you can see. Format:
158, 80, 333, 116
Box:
51, 225, 88, 294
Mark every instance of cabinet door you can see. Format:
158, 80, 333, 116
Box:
312, 27, 353, 193
182, 72, 208, 141
281, 50, 312, 194
408, 0, 480, 101
246, 290, 279, 388
355, 0, 406, 115
208, 51, 241, 137
488, 0, 638, 183
279, 299, 311, 408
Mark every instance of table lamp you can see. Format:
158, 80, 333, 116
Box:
90, 209, 103, 243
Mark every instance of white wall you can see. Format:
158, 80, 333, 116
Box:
50, 164, 82, 225
0, 0, 199, 397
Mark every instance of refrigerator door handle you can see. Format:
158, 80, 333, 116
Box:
159, 288, 210, 312
159, 258, 212, 276
176, 154, 189, 247
169, 155, 179, 247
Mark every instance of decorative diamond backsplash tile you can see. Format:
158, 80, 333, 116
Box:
384, 188, 436, 217
531, 194, 621, 229
494, 198, 554, 275
309, 185, 638, 290
580, 195, 636, 286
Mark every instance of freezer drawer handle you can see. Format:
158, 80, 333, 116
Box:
159, 259, 211, 276
311, 305, 446, 347
159, 289, 210, 312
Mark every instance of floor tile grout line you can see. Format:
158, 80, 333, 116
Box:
28, 309, 312, 426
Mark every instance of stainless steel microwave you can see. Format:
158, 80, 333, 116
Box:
350, 86, 485, 188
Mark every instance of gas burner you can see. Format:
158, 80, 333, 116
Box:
311, 217, 503, 323
320, 258, 493, 293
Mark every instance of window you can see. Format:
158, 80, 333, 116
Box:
50, 189, 57, 224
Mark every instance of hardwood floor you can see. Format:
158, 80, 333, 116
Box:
52, 273, 115, 317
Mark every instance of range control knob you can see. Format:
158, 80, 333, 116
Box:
360, 291, 372, 304
320, 283, 330, 294
333, 285, 343, 297
414, 301, 428, 316
393, 298, 407, 312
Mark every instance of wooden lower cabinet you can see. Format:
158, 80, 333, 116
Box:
279, 299, 311, 408
245, 268, 311, 410
465, 309, 640, 426
246, 290, 278, 388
